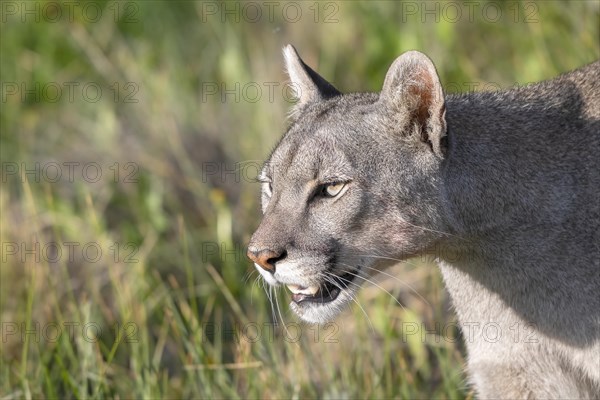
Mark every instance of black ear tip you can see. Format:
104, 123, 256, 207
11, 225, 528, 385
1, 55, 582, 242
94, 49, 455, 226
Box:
282, 44, 341, 105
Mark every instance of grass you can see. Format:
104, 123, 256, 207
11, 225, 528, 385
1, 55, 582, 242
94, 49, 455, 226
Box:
1, 1, 598, 398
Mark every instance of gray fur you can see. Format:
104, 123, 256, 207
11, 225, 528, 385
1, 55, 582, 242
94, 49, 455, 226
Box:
248, 45, 600, 398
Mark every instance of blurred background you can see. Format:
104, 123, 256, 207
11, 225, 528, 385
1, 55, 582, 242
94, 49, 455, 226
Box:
1, 1, 598, 398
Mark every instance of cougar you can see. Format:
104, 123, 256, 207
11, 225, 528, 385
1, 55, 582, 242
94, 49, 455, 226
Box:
247, 45, 600, 398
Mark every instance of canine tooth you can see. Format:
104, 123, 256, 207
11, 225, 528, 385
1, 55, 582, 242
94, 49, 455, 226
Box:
286, 284, 319, 296
286, 284, 301, 294
304, 285, 319, 295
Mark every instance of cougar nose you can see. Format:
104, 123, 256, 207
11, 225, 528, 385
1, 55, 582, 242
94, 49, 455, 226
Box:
247, 246, 286, 273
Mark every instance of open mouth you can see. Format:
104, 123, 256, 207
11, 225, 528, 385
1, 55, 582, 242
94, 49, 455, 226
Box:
286, 270, 357, 305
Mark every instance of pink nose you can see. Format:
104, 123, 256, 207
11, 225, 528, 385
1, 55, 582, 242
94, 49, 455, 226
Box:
247, 247, 284, 272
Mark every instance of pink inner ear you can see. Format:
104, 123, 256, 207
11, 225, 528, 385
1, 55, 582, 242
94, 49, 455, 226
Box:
409, 68, 435, 128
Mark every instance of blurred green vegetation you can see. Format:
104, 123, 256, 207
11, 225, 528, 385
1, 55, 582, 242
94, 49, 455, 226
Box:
1, 1, 598, 398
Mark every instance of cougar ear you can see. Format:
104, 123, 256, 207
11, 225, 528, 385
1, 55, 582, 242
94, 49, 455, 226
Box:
380, 51, 447, 157
283, 44, 340, 111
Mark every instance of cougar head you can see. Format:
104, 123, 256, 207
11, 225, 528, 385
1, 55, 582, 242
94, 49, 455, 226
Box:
247, 45, 448, 323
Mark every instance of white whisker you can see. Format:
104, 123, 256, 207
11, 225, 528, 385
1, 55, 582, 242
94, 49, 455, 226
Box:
358, 264, 431, 308
400, 220, 464, 239
323, 272, 374, 331
274, 286, 297, 346
337, 262, 406, 312
266, 284, 277, 323
250, 274, 262, 305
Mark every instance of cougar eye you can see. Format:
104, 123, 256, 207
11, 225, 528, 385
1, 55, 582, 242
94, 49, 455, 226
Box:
322, 182, 346, 198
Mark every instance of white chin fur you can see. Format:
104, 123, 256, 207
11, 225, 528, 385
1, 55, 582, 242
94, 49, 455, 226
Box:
254, 263, 279, 286
289, 289, 355, 324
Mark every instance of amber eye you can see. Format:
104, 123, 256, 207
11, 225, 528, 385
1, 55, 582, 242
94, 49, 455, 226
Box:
322, 182, 346, 198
